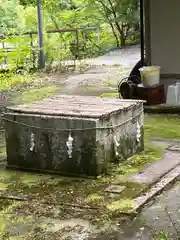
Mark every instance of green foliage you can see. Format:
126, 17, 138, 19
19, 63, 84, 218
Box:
0, 0, 24, 34
85, 0, 140, 47
0, 0, 140, 72
154, 231, 169, 240
0, 73, 34, 90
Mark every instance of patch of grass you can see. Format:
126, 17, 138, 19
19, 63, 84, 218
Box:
20, 174, 47, 187
114, 143, 164, 182
0, 73, 41, 91
154, 230, 169, 240
13, 85, 58, 104
0, 201, 25, 239
0, 170, 16, 182
120, 182, 146, 199
86, 193, 104, 203
144, 114, 180, 140
0, 182, 9, 191
0, 200, 41, 239
106, 199, 134, 213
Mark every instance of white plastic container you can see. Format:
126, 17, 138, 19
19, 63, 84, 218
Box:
139, 66, 161, 86
176, 82, 180, 105
166, 85, 178, 105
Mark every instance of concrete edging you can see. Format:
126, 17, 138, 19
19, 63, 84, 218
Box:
144, 105, 180, 114
124, 164, 180, 215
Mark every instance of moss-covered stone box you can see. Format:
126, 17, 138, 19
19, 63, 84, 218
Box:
4, 95, 144, 177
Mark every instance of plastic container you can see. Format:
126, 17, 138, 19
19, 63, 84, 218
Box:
166, 85, 177, 105
139, 66, 160, 86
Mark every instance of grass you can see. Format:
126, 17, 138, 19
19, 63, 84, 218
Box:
114, 145, 163, 181
154, 231, 170, 240
0, 73, 42, 91
106, 199, 134, 213
13, 85, 58, 104
144, 114, 180, 139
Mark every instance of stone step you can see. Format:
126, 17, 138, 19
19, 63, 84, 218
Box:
127, 151, 180, 185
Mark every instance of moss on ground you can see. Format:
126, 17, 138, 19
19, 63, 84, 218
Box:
106, 199, 134, 213
0, 86, 180, 238
0, 73, 44, 91
144, 114, 180, 140
0, 114, 176, 221
13, 85, 58, 104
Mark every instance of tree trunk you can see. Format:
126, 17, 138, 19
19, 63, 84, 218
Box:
120, 32, 126, 48
109, 23, 120, 48
120, 36, 126, 48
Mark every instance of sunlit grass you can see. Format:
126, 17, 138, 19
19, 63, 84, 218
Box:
144, 114, 180, 140
0, 73, 40, 91
13, 85, 58, 104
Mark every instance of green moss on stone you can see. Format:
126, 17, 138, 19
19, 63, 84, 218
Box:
116, 128, 144, 162
106, 199, 134, 213
86, 193, 104, 203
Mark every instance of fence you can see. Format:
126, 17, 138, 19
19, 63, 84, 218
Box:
0, 26, 100, 70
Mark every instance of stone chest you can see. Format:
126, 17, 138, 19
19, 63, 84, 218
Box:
4, 95, 144, 177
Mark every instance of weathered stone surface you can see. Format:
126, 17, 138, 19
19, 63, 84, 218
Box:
105, 185, 126, 194
4, 95, 144, 176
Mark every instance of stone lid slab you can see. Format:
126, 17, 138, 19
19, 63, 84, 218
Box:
6, 95, 144, 119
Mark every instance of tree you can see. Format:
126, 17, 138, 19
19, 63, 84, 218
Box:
19, 0, 36, 6
0, 0, 140, 70
86, 0, 140, 48
0, 0, 23, 33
